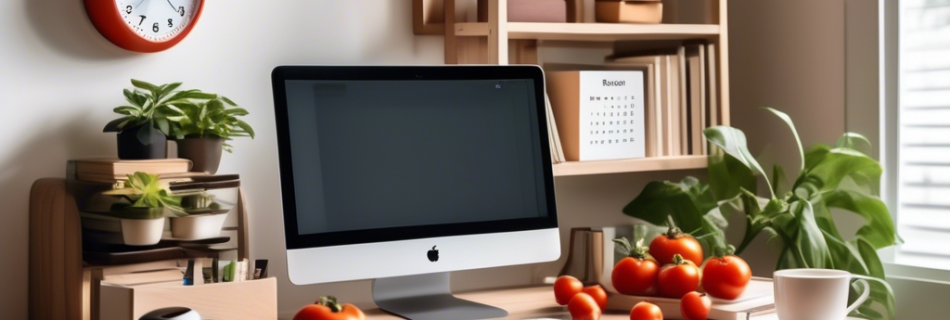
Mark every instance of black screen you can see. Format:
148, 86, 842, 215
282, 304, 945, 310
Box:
282, 79, 551, 236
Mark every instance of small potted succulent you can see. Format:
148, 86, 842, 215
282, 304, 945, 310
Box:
101, 172, 185, 246
103, 79, 214, 159
167, 96, 255, 174
170, 192, 231, 240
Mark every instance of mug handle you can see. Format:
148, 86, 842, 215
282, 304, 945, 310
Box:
845, 278, 871, 315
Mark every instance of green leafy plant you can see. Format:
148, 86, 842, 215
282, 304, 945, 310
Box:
166, 96, 255, 152
623, 108, 899, 319
103, 79, 215, 139
103, 172, 184, 218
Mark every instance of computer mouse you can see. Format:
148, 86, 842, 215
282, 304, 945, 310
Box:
138, 307, 202, 320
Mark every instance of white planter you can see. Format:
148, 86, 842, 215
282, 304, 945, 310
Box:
170, 214, 228, 240
120, 218, 166, 246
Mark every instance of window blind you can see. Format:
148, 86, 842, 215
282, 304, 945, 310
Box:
898, 0, 950, 263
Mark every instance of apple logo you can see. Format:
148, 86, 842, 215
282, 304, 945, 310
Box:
427, 246, 439, 262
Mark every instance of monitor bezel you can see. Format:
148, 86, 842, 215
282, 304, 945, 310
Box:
271, 66, 558, 250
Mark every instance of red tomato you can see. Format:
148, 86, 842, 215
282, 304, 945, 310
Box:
680, 291, 712, 320
581, 285, 608, 310
612, 257, 659, 296
658, 254, 701, 298
650, 217, 704, 266
611, 238, 660, 296
701, 255, 752, 300
293, 296, 366, 320
629, 301, 663, 320
568, 292, 602, 320
554, 275, 584, 305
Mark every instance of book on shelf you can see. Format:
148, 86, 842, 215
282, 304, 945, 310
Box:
544, 93, 567, 163
608, 40, 720, 158
69, 158, 199, 184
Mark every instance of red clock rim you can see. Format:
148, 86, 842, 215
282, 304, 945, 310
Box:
84, 0, 205, 53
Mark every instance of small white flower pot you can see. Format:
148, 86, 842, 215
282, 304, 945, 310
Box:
170, 213, 228, 240
119, 218, 166, 246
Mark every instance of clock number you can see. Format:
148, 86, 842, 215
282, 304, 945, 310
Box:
168, 19, 173, 28
152, 23, 159, 33
138, 15, 146, 26
125, 5, 132, 14
179, 6, 185, 17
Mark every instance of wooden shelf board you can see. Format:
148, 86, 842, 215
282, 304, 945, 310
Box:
553, 155, 707, 177
507, 22, 720, 42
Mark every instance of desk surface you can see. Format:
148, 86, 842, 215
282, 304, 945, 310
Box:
362, 285, 625, 320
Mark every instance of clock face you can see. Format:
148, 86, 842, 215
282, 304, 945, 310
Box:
115, 0, 201, 42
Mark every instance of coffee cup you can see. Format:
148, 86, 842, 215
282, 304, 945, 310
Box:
773, 269, 869, 320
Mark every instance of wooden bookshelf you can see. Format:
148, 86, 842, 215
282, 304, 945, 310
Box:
412, 0, 730, 176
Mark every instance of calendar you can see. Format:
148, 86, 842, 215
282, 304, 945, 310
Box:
578, 71, 645, 161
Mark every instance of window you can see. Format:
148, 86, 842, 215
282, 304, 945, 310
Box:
895, 0, 950, 269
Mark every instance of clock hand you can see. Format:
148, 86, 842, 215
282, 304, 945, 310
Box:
166, 0, 177, 12
134, 0, 147, 8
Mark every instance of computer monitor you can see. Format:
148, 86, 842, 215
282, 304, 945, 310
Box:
271, 66, 560, 320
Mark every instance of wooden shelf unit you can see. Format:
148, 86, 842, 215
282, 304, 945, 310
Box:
553, 155, 707, 177
413, 0, 730, 176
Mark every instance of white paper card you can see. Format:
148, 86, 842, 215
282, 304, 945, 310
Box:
578, 71, 646, 161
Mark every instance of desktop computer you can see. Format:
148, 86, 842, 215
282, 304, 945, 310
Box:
271, 66, 560, 320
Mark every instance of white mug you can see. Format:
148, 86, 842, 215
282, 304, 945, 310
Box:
773, 269, 870, 320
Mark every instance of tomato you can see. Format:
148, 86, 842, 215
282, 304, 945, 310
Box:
293, 296, 366, 320
658, 254, 701, 298
568, 292, 602, 320
581, 285, 608, 310
612, 256, 659, 296
650, 216, 704, 266
680, 291, 712, 320
629, 301, 663, 320
701, 254, 752, 300
554, 275, 584, 305
611, 238, 660, 296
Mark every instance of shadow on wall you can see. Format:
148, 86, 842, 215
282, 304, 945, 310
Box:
0, 115, 114, 317
26, 0, 138, 60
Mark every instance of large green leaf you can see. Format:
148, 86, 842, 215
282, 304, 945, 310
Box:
707, 145, 757, 201
704, 126, 773, 197
763, 107, 805, 171
801, 148, 882, 194
822, 190, 898, 249
777, 201, 834, 269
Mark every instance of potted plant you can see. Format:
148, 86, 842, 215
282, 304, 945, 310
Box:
623, 108, 900, 319
170, 192, 231, 240
167, 96, 254, 174
101, 172, 184, 246
103, 79, 214, 159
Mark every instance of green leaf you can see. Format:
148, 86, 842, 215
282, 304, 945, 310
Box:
763, 107, 805, 171
234, 119, 255, 138
772, 164, 788, 196
221, 96, 238, 106
113, 106, 140, 116
103, 116, 133, 132
707, 145, 757, 201
224, 107, 249, 116
836, 132, 872, 154
801, 148, 882, 194
821, 190, 898, 249
157, 82, 183, 100
704, 126, 773, 197
779, 201, 834, 269
131, 79, 160, 93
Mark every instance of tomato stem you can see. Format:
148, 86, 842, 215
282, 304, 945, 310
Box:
317, 296, 344, 313
665, 215, 683, 239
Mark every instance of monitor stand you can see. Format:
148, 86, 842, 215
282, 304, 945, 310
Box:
372, 272, 509, 320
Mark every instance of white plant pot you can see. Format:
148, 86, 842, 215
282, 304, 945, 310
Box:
120, 218, 166, 246
171, 214, 228, 240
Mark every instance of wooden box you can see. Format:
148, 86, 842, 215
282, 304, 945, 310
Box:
595, 0, 663, 24
99, 277, 278, 320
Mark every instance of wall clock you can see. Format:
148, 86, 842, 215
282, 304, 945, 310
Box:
84, 0, 205, 53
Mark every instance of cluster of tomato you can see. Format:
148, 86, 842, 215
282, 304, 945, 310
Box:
554, 220, 752, 320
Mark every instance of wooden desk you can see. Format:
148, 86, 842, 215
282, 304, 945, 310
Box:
362, 286, 630, 319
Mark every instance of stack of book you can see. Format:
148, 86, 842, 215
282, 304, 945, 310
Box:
607, 40, 720, 157
69, 158, 199, 185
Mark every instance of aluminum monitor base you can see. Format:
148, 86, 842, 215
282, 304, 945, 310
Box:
372, 273, 508, 320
